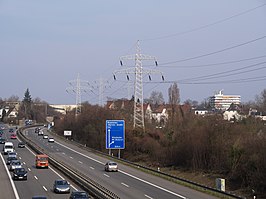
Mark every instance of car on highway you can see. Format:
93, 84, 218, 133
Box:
8, 152, 17, 158
69, 191, 90, 199
18, 142, 26, 148
104, 161, 118, 172
35, 127, 40, 133
13, 167, 27, 180
38, 130, 44, 136
9, 160, 22, 171
10, 133, 17, 139
53, 179, 71, 193
6, 156, 18, 165
32, 196, 47, 199
0, 137, 5, 144
48, 137, 54, 143
43, 134, 48, 139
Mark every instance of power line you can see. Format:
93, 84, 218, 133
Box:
179, 61, 266, 82
160, 35, 266, 65
142, 3, 266, 41
159, 55, 266, 68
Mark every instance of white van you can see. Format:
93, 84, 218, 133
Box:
3, 142, 14, 154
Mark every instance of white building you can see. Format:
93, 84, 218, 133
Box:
209, 90, 241, 111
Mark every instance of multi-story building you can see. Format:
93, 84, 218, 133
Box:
209, 90, 241, 111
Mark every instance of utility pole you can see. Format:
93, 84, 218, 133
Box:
114, 40, 164, 131
66, 74, 90, 116
91, 77, 110, 106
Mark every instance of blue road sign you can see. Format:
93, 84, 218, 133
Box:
106, 120, 125, 149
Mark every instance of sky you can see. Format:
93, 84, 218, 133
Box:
0, 0, 266, 105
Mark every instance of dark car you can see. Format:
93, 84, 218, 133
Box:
6, 156, 18, 165
35, 127, 40, 133
69, 191, 90, 199
32, 196, 47, 199
18, 142, 26, 148
53, 179, 70, 193
13, 167, 27, 180
0, 137, 5, 144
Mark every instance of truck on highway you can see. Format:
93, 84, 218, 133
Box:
3, 142, 14, 154
35, 154, 49, 168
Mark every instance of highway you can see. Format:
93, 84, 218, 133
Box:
23, 126, 219, 199
0, 125, 83, 199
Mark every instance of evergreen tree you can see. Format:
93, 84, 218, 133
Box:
23, 88, 32, 119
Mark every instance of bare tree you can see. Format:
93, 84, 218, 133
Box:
168, 82, 180, 128
255, 89, 266, 112
149, 91, 165, 105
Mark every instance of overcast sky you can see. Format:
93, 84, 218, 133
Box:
1, 0, 266, 105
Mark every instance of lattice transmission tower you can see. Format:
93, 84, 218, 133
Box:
66, 73, 90, 116
90, 77, 110, 106
114, 40, 164, 131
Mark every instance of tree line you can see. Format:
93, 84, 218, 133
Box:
53, 87, 266, 197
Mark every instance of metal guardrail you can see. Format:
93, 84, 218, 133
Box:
51, 131, 246, 199
18, 126, 120, 199
19, 125, 245, 199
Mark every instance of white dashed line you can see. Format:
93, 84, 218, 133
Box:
89, 166, 94, 170
19, 157, 21, 159
145, 194, 153, 199
78, 161, 83, 164
62, 152, 65, 155
104, 174, 110, 178
34, 176, 38, 180
23, 162, 26, 165
43, 186, 47, 191
121, 182, 129, 187
56, 149, 59, 151
69, 156, 73, 159
28, 168, 31, 171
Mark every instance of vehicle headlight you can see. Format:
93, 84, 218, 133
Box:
14, 174, 17, 176
24, 173, 27, 176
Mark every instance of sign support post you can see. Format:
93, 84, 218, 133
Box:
106, 120, 125, 159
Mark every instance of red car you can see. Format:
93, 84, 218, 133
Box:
10, 134, 17, 139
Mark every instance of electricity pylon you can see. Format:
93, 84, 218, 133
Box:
114, 40, 164, 131
91, 77, 110, 106
66, 73, 90, 116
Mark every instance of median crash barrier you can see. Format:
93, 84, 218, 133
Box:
18, 126, 120, 199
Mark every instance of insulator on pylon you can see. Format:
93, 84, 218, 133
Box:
113, 75, 116, 80
120, 60, 123, 66
149, 75, 151, 81
162, 75, 164, 81
155, 61, 158, 66
127, 75, 129, 81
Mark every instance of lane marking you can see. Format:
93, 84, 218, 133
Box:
47, 135, 187, 198
55, 141, 104, 164
34, 176, 38, 180
19, 157, 22, 160
49, 165, 78, 191
56, 149, 59, 151
119, 170, 186, 199
89, 166, 94, 170
43, 186, 47, 191
0, 153, 20, 199
121, 182, 129, 187
78, 161, 83, 164
69, 156, 73, 159
145, 194, 153, 199
28, 168, 31, 171
104, 174, 110, 178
